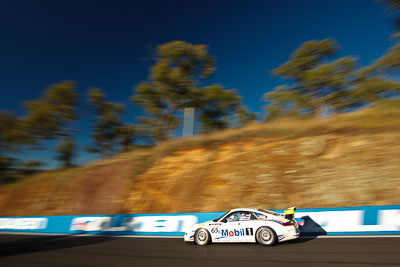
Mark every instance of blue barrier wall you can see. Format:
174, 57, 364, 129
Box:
0, 205, 399, 236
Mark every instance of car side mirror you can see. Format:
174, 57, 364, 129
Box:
221, 219, 227, 223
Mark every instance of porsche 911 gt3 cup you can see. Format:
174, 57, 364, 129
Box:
184, 207, 301, 246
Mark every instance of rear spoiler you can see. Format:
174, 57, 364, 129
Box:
284, 206, 305, 226
284, 206, 296, 220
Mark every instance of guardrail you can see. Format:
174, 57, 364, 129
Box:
0, 205, 399, 236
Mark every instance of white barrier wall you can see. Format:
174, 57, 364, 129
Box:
0, 205, 399, 236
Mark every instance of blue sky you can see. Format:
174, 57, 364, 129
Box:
0, 0, 396, 168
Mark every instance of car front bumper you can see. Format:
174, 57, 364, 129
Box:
184, 232, 195, 242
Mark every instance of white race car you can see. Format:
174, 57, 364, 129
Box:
184, 207, 300, 246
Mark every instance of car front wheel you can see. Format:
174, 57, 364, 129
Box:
194, 228, 210, 246
256, 226, 277, 246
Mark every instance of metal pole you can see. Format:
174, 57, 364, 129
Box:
183, 107, 195, 137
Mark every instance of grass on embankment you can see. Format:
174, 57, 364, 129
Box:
118, 103, 400, 179
4, 103, 400, 186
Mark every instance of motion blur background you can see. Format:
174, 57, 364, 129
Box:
1, 0, 400, 216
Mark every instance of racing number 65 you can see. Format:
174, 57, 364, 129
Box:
211, 227, 219, 233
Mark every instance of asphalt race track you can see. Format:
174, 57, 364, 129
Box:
0, 234, 399, 267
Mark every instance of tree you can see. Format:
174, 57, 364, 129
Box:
198, 84, 241, 132
56, 137, 76, 168
23, 81, 79, 139
0, 112, 31, 178
263, 85, 311, 121
22, 160, 45, 175
376, 43, 400, 71
379, 2, 400, 70
383, 0, 400, 37
87, 87, 135, 155
0, 112, 31, 151
344, 41, 400, 107
265, 38, 400, 121
133, 82, 180, 141
22, 81, 79, 166
133, 41, 247, 139
265, 39, 358, 120
237, 105, 257, 126
350, 74, 400, 105
132, 41, 215, 141
117, 124, 136, 152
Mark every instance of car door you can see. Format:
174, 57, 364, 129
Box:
216, 211, 254, 242
236, 212, 256, 242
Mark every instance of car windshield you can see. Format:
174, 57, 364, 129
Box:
213, 212, 229, 222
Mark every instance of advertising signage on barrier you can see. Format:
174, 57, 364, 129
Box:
0, 205, 399, 236
295, 209, 400, 234
69, 215, 199, 234
0, 218, 48, 230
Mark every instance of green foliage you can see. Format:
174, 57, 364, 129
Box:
346, 45, 400, 107
383, 0, 400, 37
88, 87, 136, 155
273, 38, 338, 80
376, 44, 400, 71
265, 38, 400, 121
133, 81, 180, 142
135, 116, 179, 143
20, 81, 80, 167
0, 112, 33, 179
57, 137, 76, 168
351, 76, 400, 103
263, 85, 312, 121
199, 84, 241, 132
266, 39, 359, 119
117, 124, 137, 152
156, 41, 215, 80
0, 112, 31, 151
23, 81, 79, 139
23, 160, 44, 170
88, 87, 124, 154
133, 41, 216, 141
0, 81, 79, 176
237, 105, 257, 126
133, 41, 246, 139
21, 160, 45, 176
0, 155, 15, 179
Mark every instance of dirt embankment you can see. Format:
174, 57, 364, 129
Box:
1, 131, 399, 216
124, 133, 400, 213
0, 159, 133, 216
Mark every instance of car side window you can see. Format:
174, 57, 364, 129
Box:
239, 212, 251, 221
252, 212, 267, 220
226, 211, 252, 222
226, 212, 240, 222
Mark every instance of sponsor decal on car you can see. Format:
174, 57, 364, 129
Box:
265, 219, 286, 225
216, 228, 254, 239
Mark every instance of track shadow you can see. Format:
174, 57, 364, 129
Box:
0, 234, 113, 258
289, 215, 326, 244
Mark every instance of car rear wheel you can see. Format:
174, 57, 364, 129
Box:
256, 226, 277, 246
194, 228, 210, 246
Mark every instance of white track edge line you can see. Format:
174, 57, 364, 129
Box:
1, 232, 400, 238
313, 235, 400, 238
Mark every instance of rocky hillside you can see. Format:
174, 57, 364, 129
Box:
1, 106, 400, 216
124, 132, 400, 213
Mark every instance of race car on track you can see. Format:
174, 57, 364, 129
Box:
184, 207, 301, 246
